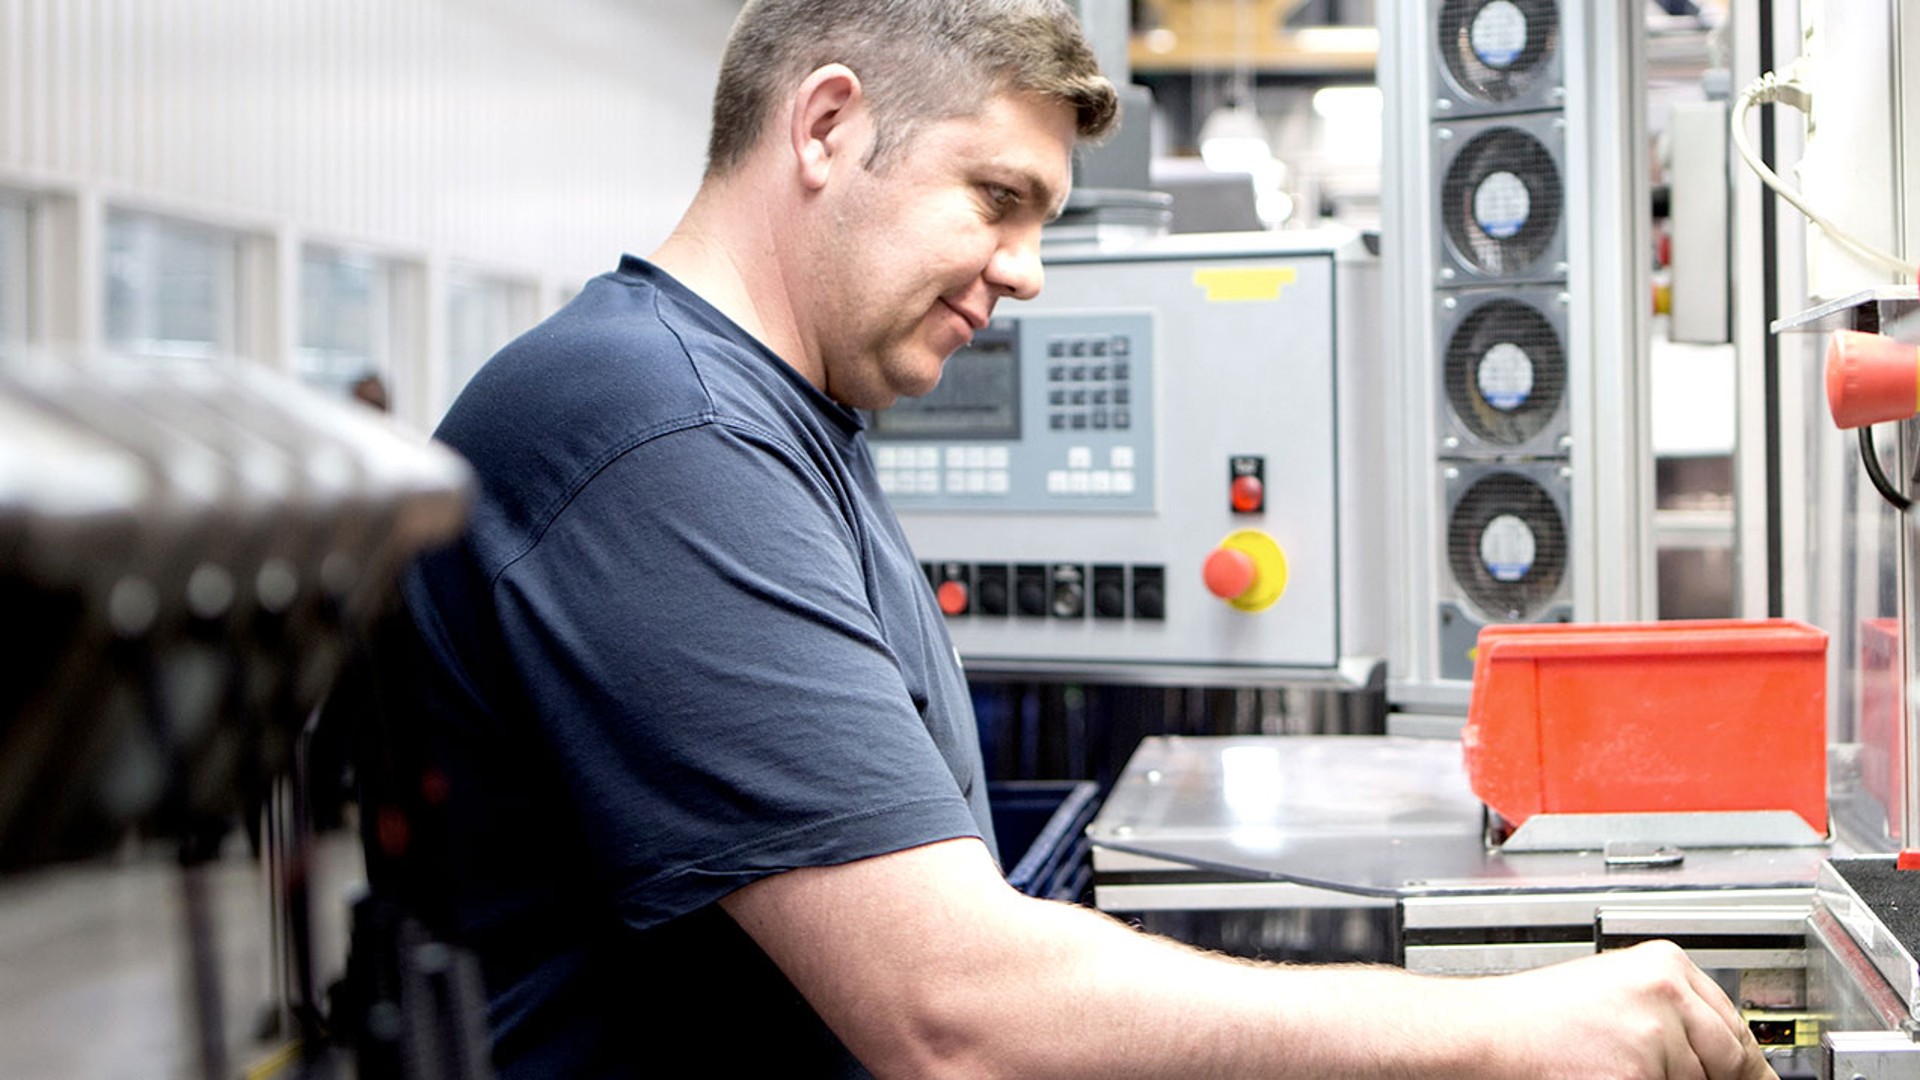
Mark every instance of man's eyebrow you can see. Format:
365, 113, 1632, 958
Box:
1018, 168, 1067, 223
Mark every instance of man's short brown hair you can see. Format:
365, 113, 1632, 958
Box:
706, 0, 1119, 177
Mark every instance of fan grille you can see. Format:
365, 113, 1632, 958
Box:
1438, 0, 1559, 104
1443, 297, 1566, 447
1441, 125, 1562, 277
1446, 470, 1568, 619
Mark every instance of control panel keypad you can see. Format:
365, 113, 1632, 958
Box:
1049, 334, 1133, 433
871, 312, 1153, 512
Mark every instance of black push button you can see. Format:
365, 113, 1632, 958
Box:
1015, 564, 1049, 618
1092, 565, 1127, 619
974, 564, 1010, 616
1131, 565, 1165, 621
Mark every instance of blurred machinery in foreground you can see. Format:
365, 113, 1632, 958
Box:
0, 352, 472, 1078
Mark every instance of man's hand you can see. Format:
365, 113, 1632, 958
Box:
1459, 940, 1779, 1080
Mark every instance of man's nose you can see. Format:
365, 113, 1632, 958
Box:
987, 233, 1044, 301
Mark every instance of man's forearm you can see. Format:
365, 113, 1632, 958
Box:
723, 837, 1771, 1079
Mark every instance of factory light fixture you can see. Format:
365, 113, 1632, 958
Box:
1198, 99, 1274, 175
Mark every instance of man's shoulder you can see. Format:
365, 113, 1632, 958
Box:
445, 273, 710, 440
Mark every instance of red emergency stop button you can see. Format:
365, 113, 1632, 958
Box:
1230, 474, 1264, 513
1203, 547, 1256, 600
1202, 530, 1290, 613
936, 579, 970, 616
1827, 329, 1920, 429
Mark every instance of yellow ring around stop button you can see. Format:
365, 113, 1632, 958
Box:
1218, 529, 1288, 612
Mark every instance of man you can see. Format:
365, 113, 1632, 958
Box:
397, 1, 1777, 1076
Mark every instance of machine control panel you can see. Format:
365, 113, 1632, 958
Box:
879, 237, 1383, 681
869, 314, 1155, 513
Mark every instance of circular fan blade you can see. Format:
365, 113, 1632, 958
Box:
1442, 126, 1562, 277
1447, 470, 1568, 619
1444, 297, 1566, 446
1438, 0, 1559, 104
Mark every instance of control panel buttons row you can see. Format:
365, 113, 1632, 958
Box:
1045, 470, 1136, 495
923, 562, 1165, 621
879, 469, 1010, 496
1046, 387, 1132, 407
1046, 334, 1132, 360
1048, 409, 1132, 431
1046, 362, 1133, 382
875, 446, 1010, 470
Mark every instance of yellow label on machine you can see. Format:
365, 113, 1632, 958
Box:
1193, 267, 1297, 303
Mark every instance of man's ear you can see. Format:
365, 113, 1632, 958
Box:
789, 63, 865, 192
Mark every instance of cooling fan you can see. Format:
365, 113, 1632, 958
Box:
1441, 293, 1567, 453
1438, 116, 1564, 281
1444, 466, 1568, 622
1435, 0, 1560, 112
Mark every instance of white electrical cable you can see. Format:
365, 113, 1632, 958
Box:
1730, 68, 1917, 281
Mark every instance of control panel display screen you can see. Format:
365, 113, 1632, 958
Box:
869, 327, 1020, 441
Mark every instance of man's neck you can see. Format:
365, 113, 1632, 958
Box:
650, 177, 823, 389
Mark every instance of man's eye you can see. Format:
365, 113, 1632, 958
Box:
985, 184, 1020, 209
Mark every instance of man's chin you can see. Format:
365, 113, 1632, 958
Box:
887, 360, 949, 403
838, 352, 946, 411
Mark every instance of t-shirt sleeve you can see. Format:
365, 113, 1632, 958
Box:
490, 419, 981, 929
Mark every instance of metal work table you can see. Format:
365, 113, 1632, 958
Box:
1087, 735, 1833, 900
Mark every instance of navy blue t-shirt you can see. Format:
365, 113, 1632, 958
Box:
401, 256, 995, 1077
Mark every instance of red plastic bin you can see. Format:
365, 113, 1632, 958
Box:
1463, 619, 1829, 837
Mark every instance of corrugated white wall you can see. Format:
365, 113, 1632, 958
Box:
0, 0, 734, 276
0, 0, 740, 426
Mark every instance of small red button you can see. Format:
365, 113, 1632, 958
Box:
936, 580, 969, 615
1231, 474, 1264, 514
1202, 547, 1256, 601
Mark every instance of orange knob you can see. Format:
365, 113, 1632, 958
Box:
1826, 329, 1920, 429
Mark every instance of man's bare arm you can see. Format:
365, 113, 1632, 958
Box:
720, 836, 1775, 1080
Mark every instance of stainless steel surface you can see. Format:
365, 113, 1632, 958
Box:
1826, 1031, 1920, 1078
958, 656, 1383, 690
1398, 888, 1814, 977
1094, 879, 1396, 913
1087, 735, 1836, 899
1597, 906, 1811, 939
1598, 905, 1810, 971
1400, 888, 1815, 929
1887, 307, 1920, 344
1810, 905, 1911, 1032
1383, 710, 1465, 739
1404, 942, 1593, 975
1770, 286, 1920, 333
1818, 859, 1920, 1018
1501, 810, 1827, 852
